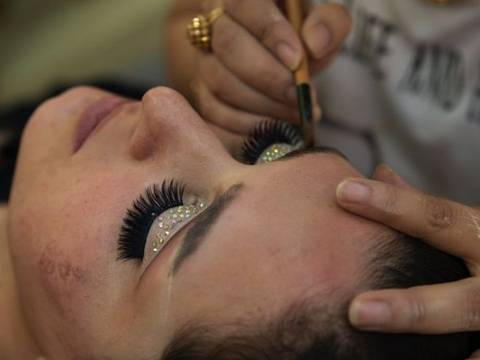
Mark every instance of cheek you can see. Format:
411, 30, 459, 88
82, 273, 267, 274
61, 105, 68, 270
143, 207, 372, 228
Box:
8, 179, 118, 322
37, 242, 92, 317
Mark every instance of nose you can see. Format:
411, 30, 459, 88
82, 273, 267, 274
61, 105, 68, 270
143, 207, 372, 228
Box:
129, 87, 233, 172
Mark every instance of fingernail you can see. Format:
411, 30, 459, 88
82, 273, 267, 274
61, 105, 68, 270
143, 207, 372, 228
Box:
307, 23, 331, 59
276, 41, 301, 70
337, 180, 371, 204
286, 85, 297, 103
350, 300, 392, 329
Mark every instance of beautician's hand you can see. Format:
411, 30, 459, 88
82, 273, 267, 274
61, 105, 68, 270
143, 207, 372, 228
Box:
335, 165, 480, 355
193, 0, 351, 135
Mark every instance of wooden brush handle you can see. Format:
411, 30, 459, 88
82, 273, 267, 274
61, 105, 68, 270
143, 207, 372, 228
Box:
285, 0, 310, 84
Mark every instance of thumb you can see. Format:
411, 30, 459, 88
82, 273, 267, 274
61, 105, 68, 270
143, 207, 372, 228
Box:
302, 3, 352, 60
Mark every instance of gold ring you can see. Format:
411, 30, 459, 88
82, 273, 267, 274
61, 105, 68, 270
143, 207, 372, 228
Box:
187, 7, 224, 53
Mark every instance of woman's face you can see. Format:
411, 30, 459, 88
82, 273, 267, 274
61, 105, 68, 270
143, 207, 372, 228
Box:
8, 87, 382, 359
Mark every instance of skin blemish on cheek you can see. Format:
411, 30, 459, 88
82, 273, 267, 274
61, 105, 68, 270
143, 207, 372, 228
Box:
38, 243, 90, 314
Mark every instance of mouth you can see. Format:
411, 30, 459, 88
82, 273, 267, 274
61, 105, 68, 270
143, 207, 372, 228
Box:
74, 96, 132, 152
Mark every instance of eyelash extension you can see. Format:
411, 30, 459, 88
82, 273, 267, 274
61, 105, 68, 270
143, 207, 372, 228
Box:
241, 120, 303, 165
118, 179, 185, 261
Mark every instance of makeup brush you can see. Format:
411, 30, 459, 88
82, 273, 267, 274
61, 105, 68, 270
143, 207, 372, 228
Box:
285, 0, 316, 148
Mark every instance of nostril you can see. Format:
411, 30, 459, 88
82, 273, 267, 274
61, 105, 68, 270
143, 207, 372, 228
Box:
129, 117, 156, 161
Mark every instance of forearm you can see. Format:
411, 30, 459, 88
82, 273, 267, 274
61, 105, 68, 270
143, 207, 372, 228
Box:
165, 0, 204, 101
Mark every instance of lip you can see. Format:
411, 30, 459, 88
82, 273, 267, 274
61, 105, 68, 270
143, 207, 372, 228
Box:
74, 96, 131, 152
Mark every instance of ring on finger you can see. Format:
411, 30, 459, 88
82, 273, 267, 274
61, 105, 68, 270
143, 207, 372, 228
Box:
187, 7, 224, 53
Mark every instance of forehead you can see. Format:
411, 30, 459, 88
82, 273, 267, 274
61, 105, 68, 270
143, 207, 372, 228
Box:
246, 151, 362, 207
228, 152, 371, 267
170, 153, 379, 319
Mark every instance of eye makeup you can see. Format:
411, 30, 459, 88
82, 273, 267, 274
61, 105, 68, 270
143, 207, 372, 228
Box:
256, 143, 296, 164
149, 201, 206, 255
118, 180, 205, 262
241, 120, 304, 164
118, 120, 303, 264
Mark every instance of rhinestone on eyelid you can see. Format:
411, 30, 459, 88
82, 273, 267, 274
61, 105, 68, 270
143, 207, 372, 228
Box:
152, 202, 206, 253
257, 143, 293, 164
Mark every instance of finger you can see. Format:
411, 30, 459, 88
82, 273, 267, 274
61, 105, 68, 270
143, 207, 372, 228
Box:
210, 11, 297, 105
192, 80, 267, 135
207, 123, 245, 159
220, 0, 304, 70
302, 3, 352, 60
199, 56, 299, 121
335, 178, 480, 264
371, 164, 413, 190
349, 278, 480, 333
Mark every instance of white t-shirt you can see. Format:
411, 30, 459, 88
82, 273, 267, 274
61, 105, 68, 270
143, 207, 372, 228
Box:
312, 0, 480, 204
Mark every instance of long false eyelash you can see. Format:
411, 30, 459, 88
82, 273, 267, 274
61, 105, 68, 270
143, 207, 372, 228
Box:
241, 120, 303, 164
117, 179, 185, 261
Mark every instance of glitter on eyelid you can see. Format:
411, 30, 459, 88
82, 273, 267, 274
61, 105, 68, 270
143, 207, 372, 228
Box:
256, 143, 294, 164
151, 202, 205, 254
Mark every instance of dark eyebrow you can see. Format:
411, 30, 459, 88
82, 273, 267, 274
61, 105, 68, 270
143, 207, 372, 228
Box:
170, 146, 345, 276
170, 183, 244, 276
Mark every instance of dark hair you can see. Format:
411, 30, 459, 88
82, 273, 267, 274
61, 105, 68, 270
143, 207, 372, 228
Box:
160, 233, 479, 360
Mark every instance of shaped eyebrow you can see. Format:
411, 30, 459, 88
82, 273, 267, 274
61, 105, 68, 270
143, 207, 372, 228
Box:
170, 146, 347, 276
170, 184, 243, 276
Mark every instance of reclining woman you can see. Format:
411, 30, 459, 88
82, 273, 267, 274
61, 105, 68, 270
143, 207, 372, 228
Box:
0, 85, 478, 359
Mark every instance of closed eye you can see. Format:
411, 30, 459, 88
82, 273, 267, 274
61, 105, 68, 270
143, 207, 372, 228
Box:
279, 146, 349, 162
